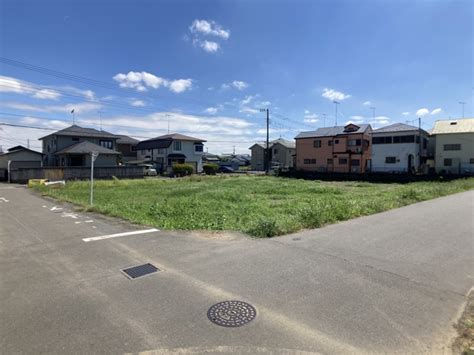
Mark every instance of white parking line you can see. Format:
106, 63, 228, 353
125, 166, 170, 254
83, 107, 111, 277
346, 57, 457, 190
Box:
82, 228, 159, 242
0, 197, 9, 203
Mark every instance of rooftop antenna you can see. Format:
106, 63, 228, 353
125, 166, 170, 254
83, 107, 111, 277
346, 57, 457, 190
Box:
70, 108, 75, 124
322, 113, 327, 127
165, 113, 171, 134
333, 101, 340, 126
370, 106, 376, 119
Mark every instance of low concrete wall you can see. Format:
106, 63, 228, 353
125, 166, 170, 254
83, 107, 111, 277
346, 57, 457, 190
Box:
10, 166, 145, 184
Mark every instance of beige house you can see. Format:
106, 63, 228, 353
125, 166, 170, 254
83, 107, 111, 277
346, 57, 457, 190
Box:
432, 118, 474, 174
249, 138, 295, 171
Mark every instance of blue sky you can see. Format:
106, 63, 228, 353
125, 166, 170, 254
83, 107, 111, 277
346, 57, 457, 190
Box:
0, 0, 472, 153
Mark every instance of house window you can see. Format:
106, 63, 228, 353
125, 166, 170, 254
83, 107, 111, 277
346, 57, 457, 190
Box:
351, 159, 360, 166
195, 144, 204, 152
348, 139, 361, 146
157, 148, 165, 154
394, 135, 415, 144
338, 158, 347, 165
327, 158, 333, 164
444, 158, 452, 166
72, 137, 80, 142
313, 140, 322, 148
373, 136, 392, 144
303, 159, 316, 164
99, 140, 113, 149
131, 145, 137, 152
423, 138, 427, 149
173, 141, 182, 151
273, 148, 278, 154
444, 144, 461, 151
470, 158, 474, 164
328, 140, 333, 146
335, 139, 339, 144
385, 157, 396, 164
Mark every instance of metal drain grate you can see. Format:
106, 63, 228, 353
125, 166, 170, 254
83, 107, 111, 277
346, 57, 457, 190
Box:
207, 300, 257, 327
122, 263, 160, 279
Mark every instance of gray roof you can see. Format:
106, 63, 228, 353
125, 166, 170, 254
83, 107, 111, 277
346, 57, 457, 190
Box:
374, 123, 428, 135
295, 124, 371, 139
0, 145, 43, 156
116, 135, 140, 145
55, 141, 121, 155
249, 138, 295, 150
136, 133, 206, 151
39, 125, 120, 140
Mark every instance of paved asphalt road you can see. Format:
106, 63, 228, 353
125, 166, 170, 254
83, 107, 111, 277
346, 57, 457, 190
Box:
1, 185, 473, 354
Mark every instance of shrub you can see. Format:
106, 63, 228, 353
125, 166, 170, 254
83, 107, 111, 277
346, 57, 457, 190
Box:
203, 163, 219, 175
246, 218, 281, 238
172, 164, 194, 177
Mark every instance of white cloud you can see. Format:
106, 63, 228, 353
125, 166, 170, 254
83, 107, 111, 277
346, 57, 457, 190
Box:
0, 75, 61, 100
240, 95, 255, 105
363, 101, 372, 106
113, 71, 192, 93
200, 40, 220, 53
130, 99, 146, 107
372, 116, 391, 125
304, 109, 310, 114
431, 108, 442, 115
231, 81, 248, 90
322, 88, 351, 101
204, 107, 218, 114
402, 112, 410, 116
240, 107, 259, 114
168, 79, 193, 93
416, 108, 430, 117
189, 19, 230, 40
348, 115, 365, 124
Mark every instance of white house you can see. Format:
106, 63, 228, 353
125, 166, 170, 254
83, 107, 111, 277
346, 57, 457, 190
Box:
136, 133, 205, 173
431, 118, 474, 174
371, 123, 429, 173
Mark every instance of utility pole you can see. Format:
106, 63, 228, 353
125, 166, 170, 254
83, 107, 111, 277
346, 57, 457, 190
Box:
418, 117, 422, 172
97, 110, 104, 130
370, 107, 376, 119
165, 114, 171, 134
90, 151, 99, 206
260, 108, 270, 174
233, 145, 235, 155
333, 101, 340, 126
459, 101, 466, 118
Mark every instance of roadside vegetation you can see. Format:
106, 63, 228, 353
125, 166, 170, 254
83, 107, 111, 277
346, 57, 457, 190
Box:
453, 292, 474, 355
35, 176, 474, 237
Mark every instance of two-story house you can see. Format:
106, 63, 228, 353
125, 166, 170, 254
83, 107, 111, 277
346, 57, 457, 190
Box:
249, 138, 295, 171
135, 133, 205, 173
295, 123, 372, 173
431, 118, 474, 174
116, 135, 139, 164
39, 125, 121, 167
371, 123, 429, 173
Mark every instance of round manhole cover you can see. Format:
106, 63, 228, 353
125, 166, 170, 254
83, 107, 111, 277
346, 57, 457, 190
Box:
207, 300, 257, 327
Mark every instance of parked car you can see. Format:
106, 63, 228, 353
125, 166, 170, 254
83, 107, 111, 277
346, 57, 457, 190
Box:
142, 164, 158, 176
218, 165, 235, 173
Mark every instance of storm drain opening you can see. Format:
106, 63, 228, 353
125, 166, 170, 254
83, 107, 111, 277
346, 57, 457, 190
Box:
207, 300, 257, 327
122, 263, 160, 279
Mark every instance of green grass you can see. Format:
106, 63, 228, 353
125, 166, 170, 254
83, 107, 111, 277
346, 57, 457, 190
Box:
35, 175, 474, 237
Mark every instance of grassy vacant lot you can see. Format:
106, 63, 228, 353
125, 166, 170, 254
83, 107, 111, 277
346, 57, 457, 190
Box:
36, 176, 474, 237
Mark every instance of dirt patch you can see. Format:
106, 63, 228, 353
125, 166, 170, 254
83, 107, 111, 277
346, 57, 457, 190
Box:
453, 291, 474, 355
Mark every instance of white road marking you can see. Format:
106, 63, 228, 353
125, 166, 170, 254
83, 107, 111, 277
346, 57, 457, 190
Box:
82, 228, 159, 242
92, 226, 97, 229
84, 220, 94, 223
50, 206, 62, 211
75, 221, 81, 224
0, 197, 9, 202
42, 205, 47, 208
61, 212, 78, 219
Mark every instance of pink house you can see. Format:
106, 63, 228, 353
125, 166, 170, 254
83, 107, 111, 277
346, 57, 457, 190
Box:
295, 124, 372, 173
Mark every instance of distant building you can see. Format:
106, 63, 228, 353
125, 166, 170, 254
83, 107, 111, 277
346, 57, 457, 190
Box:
136, 133, 205, 173
431, 118, 474, 174
39, 125, 121, 167
0, 145, 44, 181
295, 123, 372, 173
116, 135, 139, 164
249, 138, 295, 171
371, 123, 429, 173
